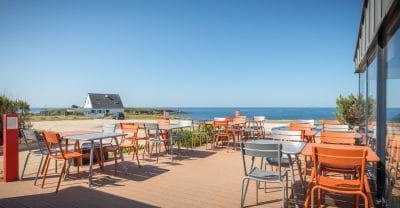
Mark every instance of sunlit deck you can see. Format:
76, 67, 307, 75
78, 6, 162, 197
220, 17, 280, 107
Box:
0, 144, 383, 208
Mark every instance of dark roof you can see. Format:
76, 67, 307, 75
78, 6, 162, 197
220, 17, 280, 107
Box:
88, 93, 124, 109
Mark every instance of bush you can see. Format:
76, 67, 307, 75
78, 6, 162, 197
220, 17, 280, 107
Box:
334, 94, 374, 129
0, 95, 31, 132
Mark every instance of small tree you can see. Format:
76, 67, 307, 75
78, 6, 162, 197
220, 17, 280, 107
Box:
335, 94, 374, 129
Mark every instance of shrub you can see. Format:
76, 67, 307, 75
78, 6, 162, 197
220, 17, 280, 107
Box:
0, 95, 31, 132
334, 94, 374, 129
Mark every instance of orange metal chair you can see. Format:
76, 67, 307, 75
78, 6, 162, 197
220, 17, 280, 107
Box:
320, 131, 356, 145
103, 123, 140, 172
310, 147, 370, 208
157, 119, 171, 152
41, 131, 83, 193
213, 120, 234, 150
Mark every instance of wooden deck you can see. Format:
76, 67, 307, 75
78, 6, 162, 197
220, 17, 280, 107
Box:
0, 144, 385, 208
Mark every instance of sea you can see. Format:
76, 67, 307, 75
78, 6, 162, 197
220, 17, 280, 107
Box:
169, 107, 337, 120
30, 107, 337, 120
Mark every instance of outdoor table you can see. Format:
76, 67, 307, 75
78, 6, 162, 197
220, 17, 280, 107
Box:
302, 143, 380, 207
62, 132, 128, 188
247, 139, 306, 207
159, 124, 193, 161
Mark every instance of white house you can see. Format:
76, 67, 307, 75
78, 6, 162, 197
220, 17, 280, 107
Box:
83, 93, 124, 117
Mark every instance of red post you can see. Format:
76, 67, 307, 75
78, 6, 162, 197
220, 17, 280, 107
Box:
3, 114, 19, 182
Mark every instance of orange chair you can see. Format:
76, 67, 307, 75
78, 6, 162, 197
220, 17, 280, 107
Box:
320, 131, 356, 145
310, 147, 370, 208
103, 123, 141, 172
157, 119, 171, 152
41, 131, 83, 193
213, 120, 234, 150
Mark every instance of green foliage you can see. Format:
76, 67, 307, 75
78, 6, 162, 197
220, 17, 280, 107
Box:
0, 95, 31, 131
334, 94, 375, 128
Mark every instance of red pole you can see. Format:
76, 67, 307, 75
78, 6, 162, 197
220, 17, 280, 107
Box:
3, 114, 19, 182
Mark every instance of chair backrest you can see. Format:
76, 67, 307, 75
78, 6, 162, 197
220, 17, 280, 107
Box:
323, 124, 350, 132
102, 124, 116, 133
214, 117, 226, 121
320, 131, 356, 145
233, 116, 246, 124
288, 123, 313, 131
271, 129, 303, 142
157, 119, 170, 126
254, 116, 265, 121
322, 120, 341, 125
312, 146, 367, 190
120, 123, 139, 134
144, 123, 160, 139
240, 142, 283, 178
42, 131, 65, 159
295, 119, 315, 126
21, 129, 46, 154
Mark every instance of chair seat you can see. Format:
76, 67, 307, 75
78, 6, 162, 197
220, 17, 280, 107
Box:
53, 151, 83, 160
318, 175, 361, 191
148, 138, 165, 143
119, 143, 135, 148
266, 157, 291, 168
247, 167, 286, 181
103, 145, 119, 152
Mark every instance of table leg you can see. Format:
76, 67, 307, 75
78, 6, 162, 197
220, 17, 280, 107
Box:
287, 154, 299, 208
170, 133, 173, 161
88, 140, 94, 188
295, 155, 305, 189
99, 139, 104, 170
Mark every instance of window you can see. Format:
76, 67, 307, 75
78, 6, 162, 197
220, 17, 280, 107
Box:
367, 57, 378, 146
386, 27, 400, 182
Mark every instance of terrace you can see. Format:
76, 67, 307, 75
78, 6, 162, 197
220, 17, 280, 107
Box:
1, 118, 399, 208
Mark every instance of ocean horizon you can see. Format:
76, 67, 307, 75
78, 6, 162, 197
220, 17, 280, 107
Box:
30, 107, 338, 120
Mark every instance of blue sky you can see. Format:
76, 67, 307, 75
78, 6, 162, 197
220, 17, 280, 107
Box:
0, 0, 362, 108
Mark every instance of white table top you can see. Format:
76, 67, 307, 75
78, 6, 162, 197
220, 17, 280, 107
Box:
63, 132, 127, 141
247, 139, 306, 155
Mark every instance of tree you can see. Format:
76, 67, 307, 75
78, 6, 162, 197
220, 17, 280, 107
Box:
334, 94, 374, 129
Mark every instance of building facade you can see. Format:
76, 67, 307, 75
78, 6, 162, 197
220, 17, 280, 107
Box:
83, 93, 124, 117
354, 0, 400, 206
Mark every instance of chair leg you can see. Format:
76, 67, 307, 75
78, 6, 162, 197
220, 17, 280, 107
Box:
134, 146, 141, 168
41, 154, 49, 175
34, 155, 44, 186
113, 151, 117, 175
56, 160, 67, 194
256, 181, 259, 205
317, 188, 321, 208
311, 186, 318, 208
21, 152, 31, 180
240, 178, 249, 208
41, 158, 51, 189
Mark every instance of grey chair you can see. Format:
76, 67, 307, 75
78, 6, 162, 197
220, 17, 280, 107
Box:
145, 123, 164, 162
240, 142, 288, 208
266, 130, 302, 167
192, 120, 210, 149
20, 129, 56, 185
